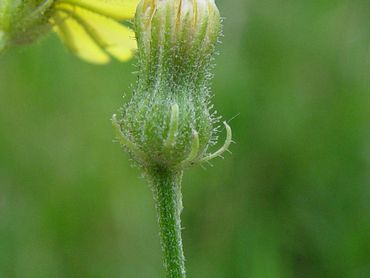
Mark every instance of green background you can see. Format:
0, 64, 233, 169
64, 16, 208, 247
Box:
0, 0, 369, 277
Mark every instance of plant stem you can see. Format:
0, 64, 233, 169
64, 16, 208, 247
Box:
149, 169, 186, 278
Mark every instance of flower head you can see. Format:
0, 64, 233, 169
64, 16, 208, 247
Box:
135, 0, 221, 78
113, 0, 231, 172
0, 0, 140, 63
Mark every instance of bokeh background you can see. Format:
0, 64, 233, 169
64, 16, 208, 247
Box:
0, 0, 369, 277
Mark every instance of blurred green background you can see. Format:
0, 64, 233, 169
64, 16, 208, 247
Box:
0, 0, 369, 277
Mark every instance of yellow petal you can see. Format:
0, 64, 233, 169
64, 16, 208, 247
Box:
58, 0, 140, 20
51, 11, 111, 64
54, 3, 137, 62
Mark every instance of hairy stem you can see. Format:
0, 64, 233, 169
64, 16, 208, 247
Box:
149, 169, 186, 278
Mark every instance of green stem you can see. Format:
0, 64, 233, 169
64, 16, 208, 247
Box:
149, 169, 186, 278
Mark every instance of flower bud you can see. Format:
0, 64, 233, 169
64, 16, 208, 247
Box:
114, 0, 231, 173
135, 0, 221, 82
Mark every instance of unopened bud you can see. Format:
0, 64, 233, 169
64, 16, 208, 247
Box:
114, 0, 231, 173
135, 0, 221, 83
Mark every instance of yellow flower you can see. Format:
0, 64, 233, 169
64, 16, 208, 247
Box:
0, 0, 140, 64
51, 0, 139, 64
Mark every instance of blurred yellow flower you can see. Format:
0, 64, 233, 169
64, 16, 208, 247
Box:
0, 0, 139, 64
50, 0, 139, 64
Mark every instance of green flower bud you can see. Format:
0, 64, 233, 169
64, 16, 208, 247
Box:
113, 0, 232, 173
135, 0, 221, 79
113, 2, 232, 276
